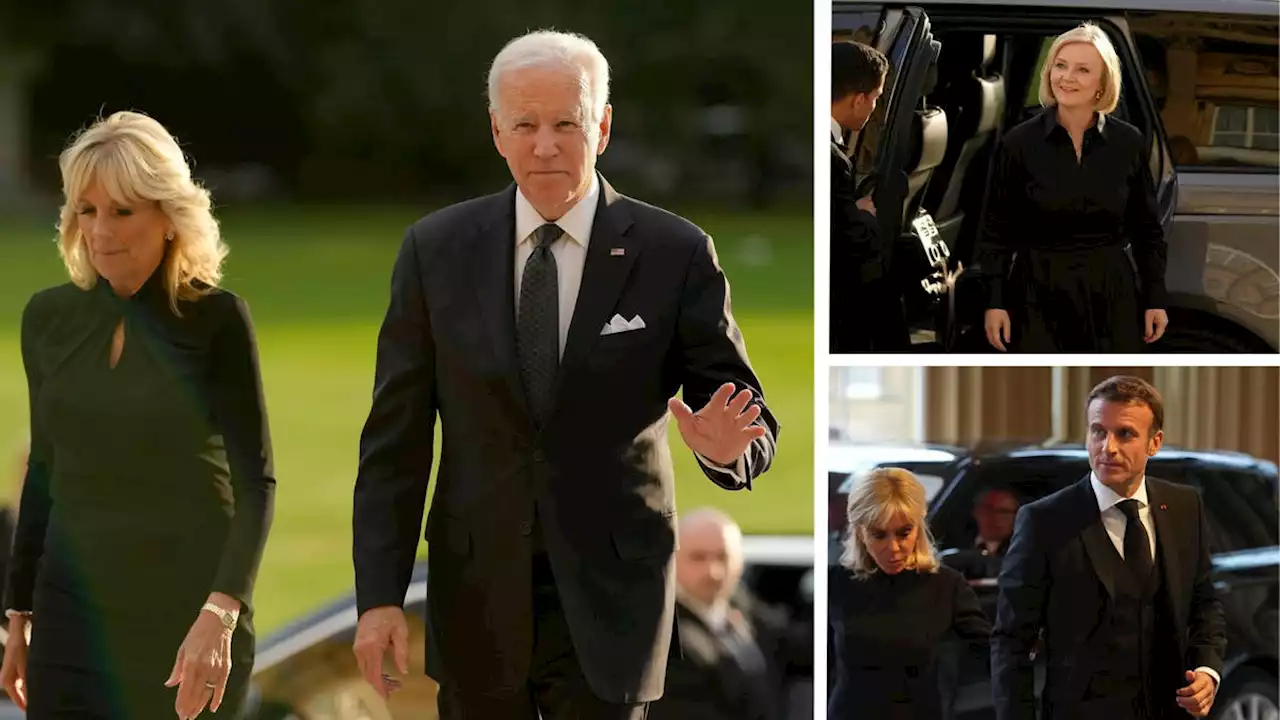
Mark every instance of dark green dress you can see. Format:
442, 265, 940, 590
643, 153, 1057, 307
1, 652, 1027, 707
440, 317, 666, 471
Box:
5, 266, 275, 719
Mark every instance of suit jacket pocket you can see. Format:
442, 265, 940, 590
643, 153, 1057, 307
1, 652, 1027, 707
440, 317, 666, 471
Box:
426, 513, 472, 556
611, 511, 676, 561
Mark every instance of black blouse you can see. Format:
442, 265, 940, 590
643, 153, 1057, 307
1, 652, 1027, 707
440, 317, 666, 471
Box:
978, 107, 1168, 310
6, 266, 275, 612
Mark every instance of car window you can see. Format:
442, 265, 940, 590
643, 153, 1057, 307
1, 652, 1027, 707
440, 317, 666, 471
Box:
1173, 465, 1279, 553
1131, 12, 1279, 172
929, 460, 1086, 550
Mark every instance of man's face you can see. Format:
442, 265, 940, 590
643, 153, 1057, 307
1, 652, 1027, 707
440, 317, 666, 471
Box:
1086, 398, 1163, 493
675, 520, 743, 607
490, 66, 611, 220
835, 75, 885, 133
973, 489, 1018, 544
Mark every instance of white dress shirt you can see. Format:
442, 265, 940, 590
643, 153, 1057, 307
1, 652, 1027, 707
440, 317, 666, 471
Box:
1089, 473, 1219, 690
512, 175, 748, 485
831, 117, 845, 146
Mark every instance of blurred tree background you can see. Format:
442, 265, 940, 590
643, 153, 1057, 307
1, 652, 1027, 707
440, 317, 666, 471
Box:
0, 0, 814, 633
0, 0, 811, 207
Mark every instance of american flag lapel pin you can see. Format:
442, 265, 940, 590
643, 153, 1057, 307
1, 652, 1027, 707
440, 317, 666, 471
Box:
610, 247, 625, 256
1160, 504, 1168, 510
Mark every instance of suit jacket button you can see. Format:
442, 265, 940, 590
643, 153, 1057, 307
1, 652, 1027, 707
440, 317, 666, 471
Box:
518, 520, 533, 535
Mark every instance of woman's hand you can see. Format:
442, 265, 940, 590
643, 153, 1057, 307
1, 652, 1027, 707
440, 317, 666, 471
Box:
165, 594, 238, 720
0, 616, 30, 710
1144, 309, 1169, 344
984, 309, 1012, 351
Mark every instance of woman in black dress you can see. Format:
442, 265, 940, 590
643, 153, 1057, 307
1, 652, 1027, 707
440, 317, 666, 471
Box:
0, 111, 275, 719
978, 22, 1169, 353
828, 468, 990, 719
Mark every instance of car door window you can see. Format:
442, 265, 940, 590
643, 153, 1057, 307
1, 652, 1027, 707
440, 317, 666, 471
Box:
1148, 461, 1279, 553
1130, 12, 1279, 172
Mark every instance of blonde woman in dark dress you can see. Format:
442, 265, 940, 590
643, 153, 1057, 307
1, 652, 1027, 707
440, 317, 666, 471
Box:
978, 22, 1169, 353
828, 468, 991, 719
0, 111, 275, 719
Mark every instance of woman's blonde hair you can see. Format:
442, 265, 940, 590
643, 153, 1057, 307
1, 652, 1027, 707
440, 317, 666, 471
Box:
839, 467, 939, 578
1038, 22, 1123, 115
56, 110, 226, 314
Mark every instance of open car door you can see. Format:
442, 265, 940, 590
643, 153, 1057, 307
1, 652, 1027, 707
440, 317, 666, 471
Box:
843, 6, 951, 347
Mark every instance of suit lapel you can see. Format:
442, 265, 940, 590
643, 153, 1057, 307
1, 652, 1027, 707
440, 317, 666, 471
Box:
552, 177, 638, 397
469, 185, 533, 424
1075, 476, 1120, 600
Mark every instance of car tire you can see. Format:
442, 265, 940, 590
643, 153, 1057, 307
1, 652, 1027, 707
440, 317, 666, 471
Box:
1210, 667, 1279, 720
1152, 312, 1275, 353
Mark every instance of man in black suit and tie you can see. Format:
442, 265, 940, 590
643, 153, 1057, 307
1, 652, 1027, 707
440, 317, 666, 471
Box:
349, 29, 778, 720
831, 40, 908, 352
992, 375, 1227, 719
650, 508, 785, 720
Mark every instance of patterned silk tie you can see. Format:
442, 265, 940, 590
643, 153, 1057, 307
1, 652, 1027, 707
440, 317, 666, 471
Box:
516, 223, 562, 425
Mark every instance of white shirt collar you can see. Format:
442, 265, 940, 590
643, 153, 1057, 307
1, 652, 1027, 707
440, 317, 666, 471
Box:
677, 590, 730, 632
1090, 471, 1149, 514
831, 117, 845, 145
515, 172, 600, 249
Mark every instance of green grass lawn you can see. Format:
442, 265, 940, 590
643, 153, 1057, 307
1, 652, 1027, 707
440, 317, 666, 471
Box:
0, 203, 813, 633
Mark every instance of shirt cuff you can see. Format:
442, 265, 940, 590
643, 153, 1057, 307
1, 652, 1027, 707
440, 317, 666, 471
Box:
693, 449, 750, 486
1194, 666, 1220, 693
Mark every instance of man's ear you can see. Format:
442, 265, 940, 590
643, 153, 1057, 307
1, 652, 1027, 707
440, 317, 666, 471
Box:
595, 104, 613, 156
490, 110, 504, 155
1148, 429, 1164, 456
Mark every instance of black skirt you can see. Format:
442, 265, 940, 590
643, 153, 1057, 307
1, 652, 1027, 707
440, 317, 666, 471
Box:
1010, 244, 1145, 353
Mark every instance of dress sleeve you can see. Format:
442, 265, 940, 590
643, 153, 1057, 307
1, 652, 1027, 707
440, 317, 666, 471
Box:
4, 296, 54, 612
207, 295, 276, 610
950, 568, 993, 645
975, 137, 1026, 310
1125, 138, 1169, 309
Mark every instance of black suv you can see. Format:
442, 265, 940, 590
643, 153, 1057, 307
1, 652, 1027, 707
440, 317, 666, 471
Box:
829, 443, 1279, 720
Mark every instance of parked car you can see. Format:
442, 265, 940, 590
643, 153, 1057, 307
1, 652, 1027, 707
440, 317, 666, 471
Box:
248, 534, 815, 720
828, 442, 1279, 720
833, 0, 1279, 352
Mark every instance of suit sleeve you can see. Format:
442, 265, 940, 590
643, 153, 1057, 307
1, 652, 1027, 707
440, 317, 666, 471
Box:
676, 234, 778, 491
353, 228, 438, 615
3, 296, 53, 613
1186, 490, 1226, 673
991, 505, 1048, 720
831, 147, 882, 281
975, 137, 1026, 310
1125, 137, 1168, 310
207, 296, 277, 610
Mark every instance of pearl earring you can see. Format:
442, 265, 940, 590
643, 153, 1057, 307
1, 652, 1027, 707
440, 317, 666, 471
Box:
165, 233, 174, 242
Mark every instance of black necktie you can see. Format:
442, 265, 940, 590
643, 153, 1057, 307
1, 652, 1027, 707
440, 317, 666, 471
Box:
517, 223, 561, 425
1118, 499, 1153, 582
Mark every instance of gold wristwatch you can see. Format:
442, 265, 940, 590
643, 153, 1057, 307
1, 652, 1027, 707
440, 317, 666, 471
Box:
201, 602, 238, 632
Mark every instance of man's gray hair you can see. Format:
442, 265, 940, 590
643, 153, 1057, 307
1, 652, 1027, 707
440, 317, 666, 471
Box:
487, 29, 610, 124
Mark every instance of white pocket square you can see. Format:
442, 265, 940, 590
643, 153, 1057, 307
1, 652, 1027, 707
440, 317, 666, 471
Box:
601, 313, 646, 335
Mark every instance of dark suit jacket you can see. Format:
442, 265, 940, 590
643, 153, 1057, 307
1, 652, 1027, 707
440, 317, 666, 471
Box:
649, 599, 779, 720
991, 476, 1227, 720
352, 174, 779, 704
831, 137, 907, 352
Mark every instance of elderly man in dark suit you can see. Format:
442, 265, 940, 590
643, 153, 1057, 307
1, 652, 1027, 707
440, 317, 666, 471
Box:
993, 376, 1227, 719
649, 507, 789, 720
349, 28, 779, 720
